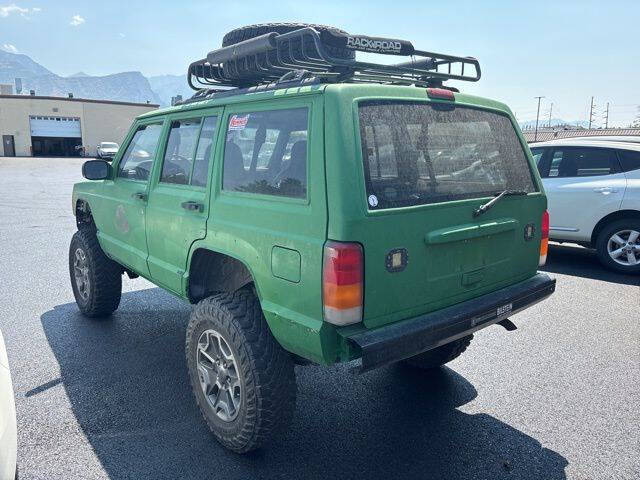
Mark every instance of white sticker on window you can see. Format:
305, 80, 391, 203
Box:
229, 114, 249, 130
368, 194, 379, 207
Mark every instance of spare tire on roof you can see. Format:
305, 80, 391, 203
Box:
222, 22, 355, 61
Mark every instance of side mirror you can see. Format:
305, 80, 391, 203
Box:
82, 160, 111, 180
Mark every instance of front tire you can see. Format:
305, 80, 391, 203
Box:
402, 335, 473, 370
69, 228, 122, 317
186, 289, 296, 453
595, 219, 640, 274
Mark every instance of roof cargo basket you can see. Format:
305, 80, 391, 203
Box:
188, 27, 481, 91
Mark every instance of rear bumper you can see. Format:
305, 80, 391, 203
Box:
348, 273, 555, 372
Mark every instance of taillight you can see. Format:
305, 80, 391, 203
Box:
539, 210, 549, 266
426, 87, 455, 100
323, 241, 363, 326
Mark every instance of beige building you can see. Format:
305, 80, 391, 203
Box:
0, 94, 158, 157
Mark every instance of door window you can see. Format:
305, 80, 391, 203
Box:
548, 147, 619, 178
191, 116, 219, 187
618, 149, 640, 173
160, 118, 202, 185
222, 108, 308, 199
530, 147, 546, 175
117, 123, 163, 181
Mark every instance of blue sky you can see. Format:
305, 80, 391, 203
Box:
1, 0, 638, 126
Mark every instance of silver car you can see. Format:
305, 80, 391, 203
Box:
96, 142, 119, 161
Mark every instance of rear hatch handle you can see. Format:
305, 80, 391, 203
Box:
473, 190, 528, 218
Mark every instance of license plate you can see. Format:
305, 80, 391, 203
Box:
497, 303, 513, 317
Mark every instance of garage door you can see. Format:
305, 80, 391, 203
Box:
29, 116, 82, 138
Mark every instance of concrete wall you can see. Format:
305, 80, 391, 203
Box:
0, 95, 158, 156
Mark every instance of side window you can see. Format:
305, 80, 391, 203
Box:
549, 148, 618, 178
160, 118, 202, 185
223, 108, 308, 198
530, 148, 545, 175
618, 149, 640, 173
117, 123, 163, 181
191, 116, 218, 187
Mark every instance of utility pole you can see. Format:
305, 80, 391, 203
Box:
534, 96, 545, 142
604, 102, 609, 129
588, 96, 595, 129
548, 102, 553, 127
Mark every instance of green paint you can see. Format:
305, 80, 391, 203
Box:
73, 83, 547, 365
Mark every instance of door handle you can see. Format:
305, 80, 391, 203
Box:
181, 201, 204, 212
593, 187, 618, 194
132, 192, 147, 201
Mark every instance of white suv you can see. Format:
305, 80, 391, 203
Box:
530, 139, 640, 273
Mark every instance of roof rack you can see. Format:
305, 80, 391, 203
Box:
187, 27, 481, 92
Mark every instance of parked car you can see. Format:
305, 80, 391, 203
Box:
0, 329, 17, 480
69, 23, 555, 454
96, 142, 119, 161
531, 139, 640, 272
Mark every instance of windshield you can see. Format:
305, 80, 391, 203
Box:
101, 142, 118, 148
358, 101, 537, 209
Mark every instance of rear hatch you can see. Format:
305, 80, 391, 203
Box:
354, 99, 545, 329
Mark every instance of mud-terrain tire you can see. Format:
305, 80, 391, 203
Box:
402, 335, 473, 370
69, 228, 122, 318
595, 218, 640, 274
186, 289, 296, 453
222, 22, 355, 60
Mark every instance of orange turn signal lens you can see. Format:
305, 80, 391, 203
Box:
323, 241, 363, 326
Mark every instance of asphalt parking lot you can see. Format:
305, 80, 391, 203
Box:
0, 156, 638, 480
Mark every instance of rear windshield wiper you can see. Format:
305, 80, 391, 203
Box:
473, 190, 528, 218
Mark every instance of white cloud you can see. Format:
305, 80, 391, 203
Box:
1, 43, 18, 53
118, 32, 125, 38
69, 14, 84, 26
0, 4, 40, 18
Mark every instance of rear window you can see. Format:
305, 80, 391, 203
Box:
358, 101, 537, 209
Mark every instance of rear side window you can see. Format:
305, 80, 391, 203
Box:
117, 123, 163, 181
618, 149, 640, 172
548, 148, 618, 178
222, 108, 308, 198
358, 102, 537, 209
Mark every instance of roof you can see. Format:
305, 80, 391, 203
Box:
529, 138, 640, 151
524, 128, 640, 143
0, 94, 159, 108
139, 82, 511, 120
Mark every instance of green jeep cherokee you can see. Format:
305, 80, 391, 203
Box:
69, 24, 555, 453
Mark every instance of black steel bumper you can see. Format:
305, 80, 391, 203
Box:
348, 273, 556, 373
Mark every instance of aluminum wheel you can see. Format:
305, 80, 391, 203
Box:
607, 229, 640, 266
73, 248, 90, 300
196, 329, 242, 422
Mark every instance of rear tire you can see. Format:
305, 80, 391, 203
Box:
595, 219, 640, 274
186, 289, 296, 453
402, 335, 473, 370
69, 228, 122, 317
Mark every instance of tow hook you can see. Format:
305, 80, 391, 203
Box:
497, 319, 517, 331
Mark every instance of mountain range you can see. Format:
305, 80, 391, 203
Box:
0, 49, 191, 106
